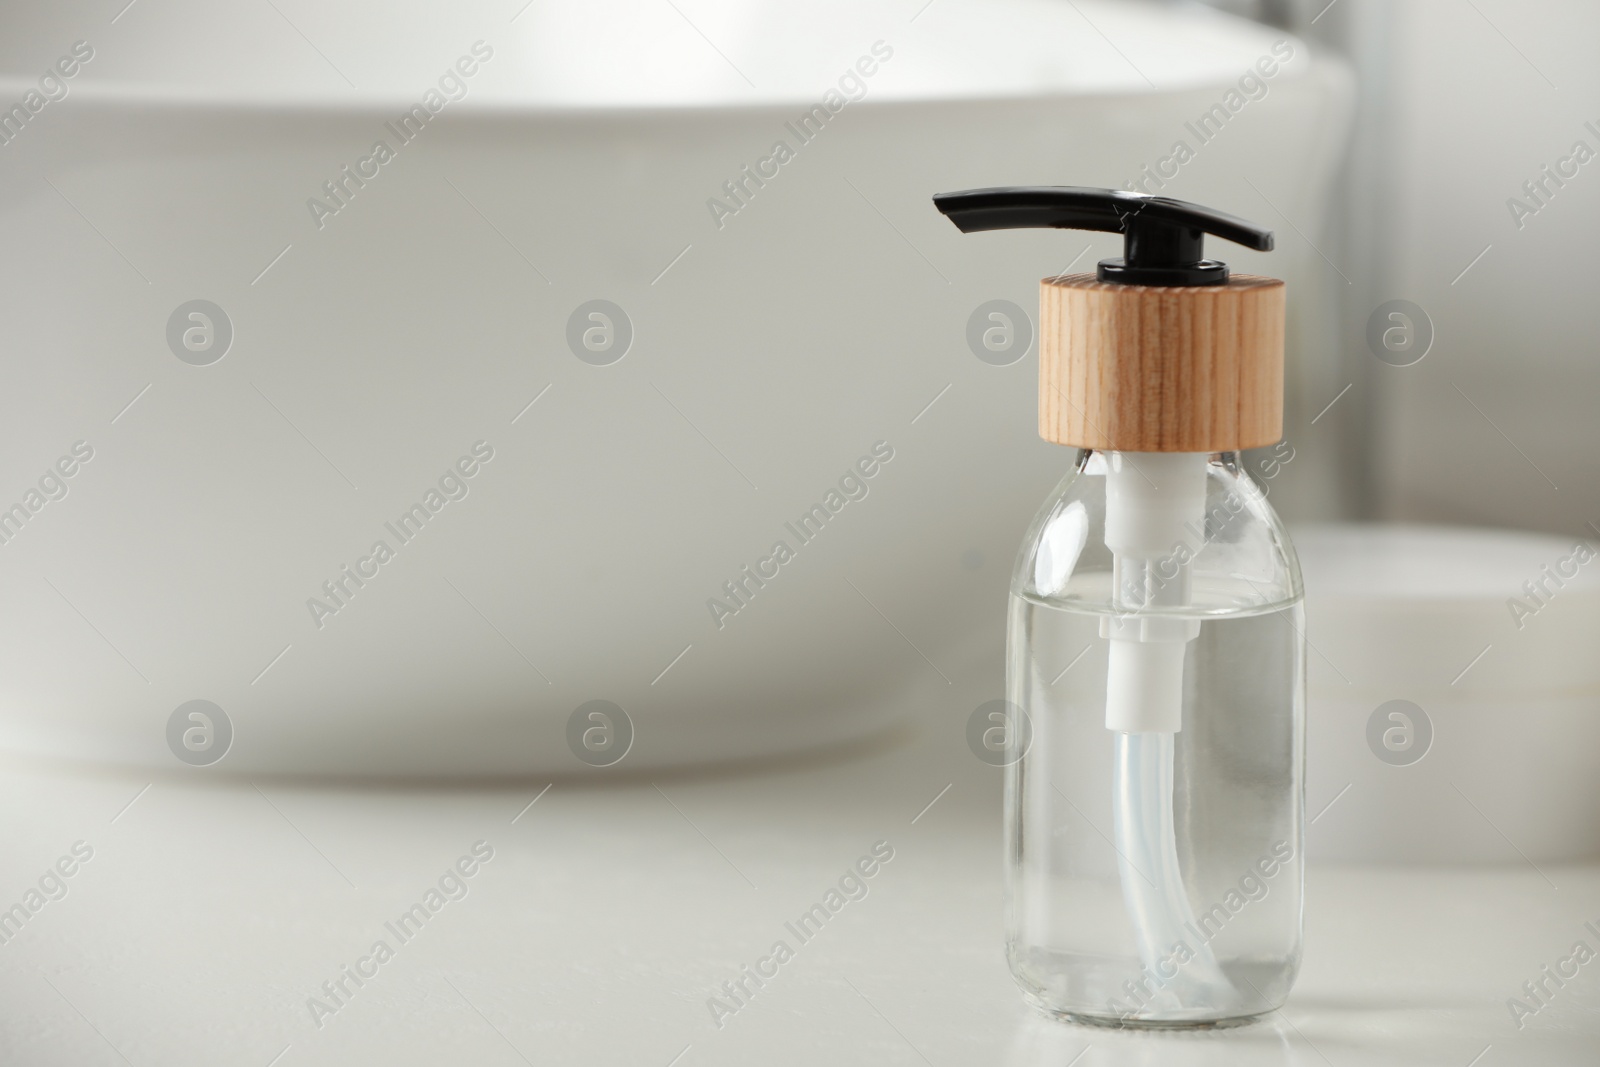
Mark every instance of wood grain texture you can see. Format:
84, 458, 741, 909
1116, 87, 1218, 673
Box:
1039, 273, 1285, 452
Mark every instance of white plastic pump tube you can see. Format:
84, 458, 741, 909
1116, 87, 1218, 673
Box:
1102, 452, 1236, 1013
1102, 452, 1207, 733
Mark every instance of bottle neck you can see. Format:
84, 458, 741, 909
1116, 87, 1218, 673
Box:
1079, 449, 1239, 471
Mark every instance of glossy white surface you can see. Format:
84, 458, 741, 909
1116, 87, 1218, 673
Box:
0, 0, 1353, 774
0, 0, 1301, 106
0, 709, 1593, 1065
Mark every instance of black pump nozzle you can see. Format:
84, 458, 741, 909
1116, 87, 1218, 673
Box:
932, 186, 1273, 287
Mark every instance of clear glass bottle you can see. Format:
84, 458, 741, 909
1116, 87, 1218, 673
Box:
1005, 448, 1304, 1028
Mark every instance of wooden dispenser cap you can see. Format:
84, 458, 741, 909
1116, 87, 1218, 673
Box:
1038, 273, 1285, 453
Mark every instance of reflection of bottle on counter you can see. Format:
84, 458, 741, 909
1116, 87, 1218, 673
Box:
934, 187, 1306, 1026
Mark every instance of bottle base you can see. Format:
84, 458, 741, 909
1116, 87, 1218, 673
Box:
1024, 995, 1272, 1032
1009, 945, 1298, 1032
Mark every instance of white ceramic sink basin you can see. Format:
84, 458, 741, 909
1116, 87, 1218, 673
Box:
0, 0, 1351, 774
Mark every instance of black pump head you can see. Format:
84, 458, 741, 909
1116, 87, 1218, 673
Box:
932, 186, 1274, 286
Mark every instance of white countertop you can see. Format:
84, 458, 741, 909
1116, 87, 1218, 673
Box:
0, 711, 1595, 1066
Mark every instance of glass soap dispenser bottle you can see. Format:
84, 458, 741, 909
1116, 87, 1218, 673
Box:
934, 187, 1305, 1028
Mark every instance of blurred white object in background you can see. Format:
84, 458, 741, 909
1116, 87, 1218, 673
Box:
1299, 523, 1600, 862
0, 0, 1351, 774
